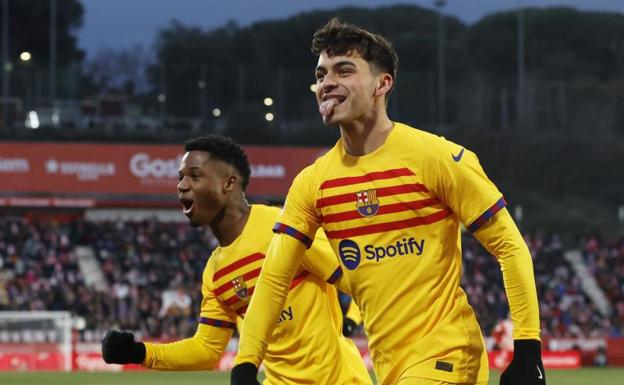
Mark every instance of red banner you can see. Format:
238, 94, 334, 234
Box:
488, 350, 582, 370
6, 338, 624, 372
0, 142, 328, 198
0, 343, 68, 371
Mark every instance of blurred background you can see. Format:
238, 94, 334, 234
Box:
0, 0, 622, 382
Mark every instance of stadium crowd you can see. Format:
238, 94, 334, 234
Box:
0, 215, 622, 341
582, 235, 624, 336
462, 232, 622, 340
0, 215, 213, 342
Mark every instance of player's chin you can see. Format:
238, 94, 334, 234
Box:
184, 212, 203, 228
321, 113, 341, 126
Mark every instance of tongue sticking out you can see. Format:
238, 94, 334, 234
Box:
319, 98, 340, 117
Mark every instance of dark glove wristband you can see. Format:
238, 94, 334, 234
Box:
231, 362, 260, 385
513, 339, 542, 361
129, 341, 146, 364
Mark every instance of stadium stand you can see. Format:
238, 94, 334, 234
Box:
1, 214, 622, 343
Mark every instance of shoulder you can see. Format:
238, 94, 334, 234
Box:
395, 122, 467, 165
251, 204, 281, 221
290, 144, 340, 191
397, 123, 459, 152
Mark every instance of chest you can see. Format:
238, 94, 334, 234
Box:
212, 252, 265, 317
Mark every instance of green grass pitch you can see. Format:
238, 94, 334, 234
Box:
0, 368, 622, 385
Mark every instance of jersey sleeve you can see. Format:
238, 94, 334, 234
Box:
427, 139, 506, 232
299, 228, 343, 285
235, 234, 307, 367
142, 260, 236, 370
473, 208, 541, 340
273, 166, 322, 248
143, 324, 233, 370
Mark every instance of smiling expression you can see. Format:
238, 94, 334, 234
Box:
314, 50, 384, 126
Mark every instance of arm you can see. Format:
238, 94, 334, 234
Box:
429, 140, 545, 384
429, 139, 540, 336
143, 323, 233, 370
473, 208, 540, 340
474, 209, 545, 385
234, 233, 306, 367
102, 257, 238, 371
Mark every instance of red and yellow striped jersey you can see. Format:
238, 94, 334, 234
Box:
202, 204, 371, 385
273, 123, 507, 384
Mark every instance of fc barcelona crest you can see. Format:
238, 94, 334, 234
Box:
232, 276, 249, 300
356, 189, 379, 217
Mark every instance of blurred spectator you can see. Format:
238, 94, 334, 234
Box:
159, 284, 192, 318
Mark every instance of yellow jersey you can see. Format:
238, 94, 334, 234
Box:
261, 123, 540, 384
200, 204, 370, 385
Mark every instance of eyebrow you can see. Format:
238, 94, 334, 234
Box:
179, 165, 202, 173
315, 60, 357, 73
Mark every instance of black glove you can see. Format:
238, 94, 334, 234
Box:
342, 317, 358, 337
101, 330, 146, 364
231, 362, 261, 385
500, 340, 546, 385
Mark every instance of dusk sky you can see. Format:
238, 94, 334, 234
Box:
79, 0, 624, 58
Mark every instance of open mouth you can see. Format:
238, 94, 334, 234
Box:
319, 95, 346, 117
179, 198, 195, 215
323, 94, 346, 103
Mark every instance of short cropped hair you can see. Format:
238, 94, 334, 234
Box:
311, 18, 399, 88
184, 135, 251, 191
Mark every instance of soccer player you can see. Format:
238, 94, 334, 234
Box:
231, 19, 546, 385
101, 135, 371, 385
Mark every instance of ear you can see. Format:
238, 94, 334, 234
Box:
374, 73, 393, 98
223, 175, 237, 193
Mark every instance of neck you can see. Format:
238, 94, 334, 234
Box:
339, 110, 393, 156
210, 196, 251, 247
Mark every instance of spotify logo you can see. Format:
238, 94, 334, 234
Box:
338, 239, 361, 270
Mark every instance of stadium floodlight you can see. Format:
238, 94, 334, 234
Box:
25, 110, 40, 129
157, 93, 166, 103
19, 51, 31, 62
263, 97, 273, 106
310, 84, 317, 93
212, 108, 221, 117
265, 112, 274, 122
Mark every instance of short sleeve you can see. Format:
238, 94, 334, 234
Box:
273, 166, 322, 248
300, 228, 343, 284
427, 139, 506, 232
199, 261, 238, 329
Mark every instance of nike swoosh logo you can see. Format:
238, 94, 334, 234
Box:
537, 365, 543, 379
452, 148, 465, 162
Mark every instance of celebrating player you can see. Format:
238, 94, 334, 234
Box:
101, 135, 371, 385
231, 18, 545, 385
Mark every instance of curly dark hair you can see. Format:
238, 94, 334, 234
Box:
311, 18, 399, 87
184, 135, 251, 191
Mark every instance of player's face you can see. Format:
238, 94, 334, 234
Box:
314, 50, 379, 126
177, 151, 230, 227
